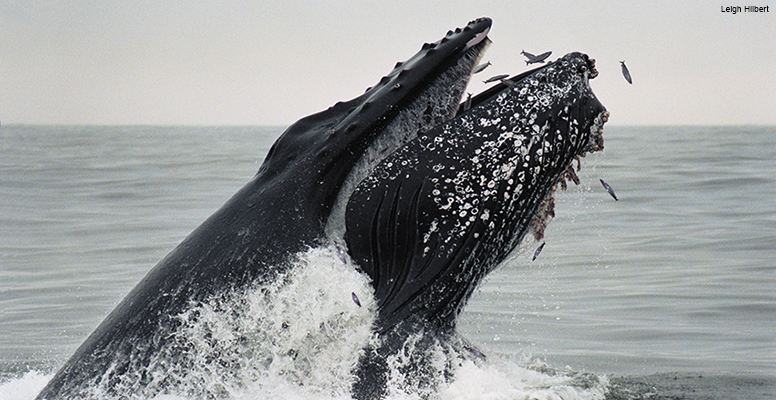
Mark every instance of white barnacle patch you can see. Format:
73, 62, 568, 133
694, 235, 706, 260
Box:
496, 130, 516, 145
460, 118, 475, 132
423, 219, 439, 245
477, 174, 488, 188
478, 117, 501, 127
516, 170, 526, 183
511, 135, 526, 151
440, 196, 455, 210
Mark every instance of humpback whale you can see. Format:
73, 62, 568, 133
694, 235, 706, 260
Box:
35, 17, 608, 400
346, 49, 607, 399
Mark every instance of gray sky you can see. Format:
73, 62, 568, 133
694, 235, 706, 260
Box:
2, 0, 774, 126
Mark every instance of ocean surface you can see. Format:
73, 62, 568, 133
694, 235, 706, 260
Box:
0, 125, 774, 399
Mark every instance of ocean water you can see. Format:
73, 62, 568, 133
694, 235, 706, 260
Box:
0, 125, 774, 399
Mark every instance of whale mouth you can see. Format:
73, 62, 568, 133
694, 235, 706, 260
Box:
325, 18, 494, 240
318, 18, 608, 261
338, 50, 608, 242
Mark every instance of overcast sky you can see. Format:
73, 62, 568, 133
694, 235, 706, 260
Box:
2, 0, 774, 126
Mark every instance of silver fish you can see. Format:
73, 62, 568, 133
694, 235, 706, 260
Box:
351, 292, 362, 307
335, 243, 348, 263
532, 241, 546, 261
522, 50, 552, 65
473, 61, 492, 74
483, 73, 509, 83
599, 178, 619, 201
620, 61, 632, 84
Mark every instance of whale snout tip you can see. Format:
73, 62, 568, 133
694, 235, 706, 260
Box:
569, 53, 599, 80
586, 56, 599, 79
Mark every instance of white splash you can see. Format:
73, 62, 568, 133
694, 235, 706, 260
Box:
0, 371, 53, 400
155, 246, 377, 399
5, 245, 609, 400
439, 356, 609, 400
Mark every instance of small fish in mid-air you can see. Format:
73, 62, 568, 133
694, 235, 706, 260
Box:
620, 61, 632, 84
335, 243, 348, 263
532, 241, 546, 261
463, 343, 487, 360
473, 61, 492, 74
483, 73, 509, 83
463, 92, 473, 111
351, 292, 362, 307
522, 50, 552, 65
599, 179, 619, 201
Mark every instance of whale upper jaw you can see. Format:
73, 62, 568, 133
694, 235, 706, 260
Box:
320, 18, 493, 241
240, 19, 495, 246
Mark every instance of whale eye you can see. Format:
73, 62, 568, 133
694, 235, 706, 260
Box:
578, 64, 587, 73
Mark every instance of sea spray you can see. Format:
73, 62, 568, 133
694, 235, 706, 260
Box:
440, 356, 609, 400
4, 245, 609, 400
161, 245, 377, 399
0, 371, 53, 400
67, 245, 377, 400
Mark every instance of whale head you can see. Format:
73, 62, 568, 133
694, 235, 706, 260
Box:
345, 51, 608, 335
